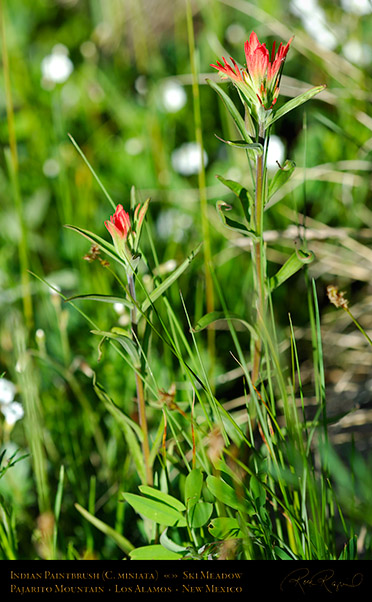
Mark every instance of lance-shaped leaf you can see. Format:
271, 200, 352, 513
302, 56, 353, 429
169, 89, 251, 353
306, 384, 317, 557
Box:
129, 545, 183, 560
64, 224, 127, 269
215, 134, 263, 154
216, 201, 258, 240
91, 328, 140, 367
65, 293, 133, 309
141, 244, 201, 313
92, 377, 146, 483
185, 468, 203, 509
122, 492, 186, 527
269, 248, 315, 291
192, 310, 256, 338
159, 529, 188, 554
206, 78, 252, 143
188, 501, 213, 528
206, 475, 241, 510
268, 160, 296, 201
216, 175, 252, 221
138, 486, 186, 512
267, 85, 326, 126
75, 504, 134, 553
208, 517, 243, 539
92, 376, 143, 441
130, 185, 150, 253
68, 134, 116, 210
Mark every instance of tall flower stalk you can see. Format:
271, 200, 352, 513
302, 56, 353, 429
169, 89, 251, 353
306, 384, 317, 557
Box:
251, 121, 266, 384
105, 201, 153, 485
210, 31, 325, 385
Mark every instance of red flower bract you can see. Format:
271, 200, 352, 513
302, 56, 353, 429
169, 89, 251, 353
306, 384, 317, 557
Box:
210, 56, 243, 83
105, 204, 131, 241
211, 31, 293, 112
244, 32, 293, 109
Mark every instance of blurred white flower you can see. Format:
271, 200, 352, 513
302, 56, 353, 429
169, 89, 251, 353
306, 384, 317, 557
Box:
171, 142, 208, 176
290, 0, 337, 49
135, 75, 148, 96
342, 40, 372, 65
266, 135, 285, 169
113, 303, 125, 314
43, 158, 60, 178
0, 378, 16, 405
156, 210, 193, 243
80, 40, 97, 59
161, 80, 187, 113
1, 402, 24, 426
41, 44, 74, 85
124, 137, 144, 156
159, 259, 177, 275
225, 23, 246, 45
341, 0, 372, 14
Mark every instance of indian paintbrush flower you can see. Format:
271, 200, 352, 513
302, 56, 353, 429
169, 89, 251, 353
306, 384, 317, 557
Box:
105, 198, 150, 266
211, 31, 293, 121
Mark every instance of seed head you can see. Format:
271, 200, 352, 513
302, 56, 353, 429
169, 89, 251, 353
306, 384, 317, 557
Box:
327, 285, 349, 309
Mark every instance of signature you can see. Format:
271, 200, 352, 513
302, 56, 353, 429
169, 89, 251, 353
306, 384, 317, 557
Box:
280, 568, 363, 595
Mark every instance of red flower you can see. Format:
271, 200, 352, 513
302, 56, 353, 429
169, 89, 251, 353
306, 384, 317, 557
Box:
244, 32, 292, 109
211, 31, 293, 113
104, 196, 150, 263
210, 56, 243, 83
105, 204, 131, 242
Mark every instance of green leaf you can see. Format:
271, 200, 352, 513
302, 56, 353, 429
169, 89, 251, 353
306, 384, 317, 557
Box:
141, 244, 201, 313
92, 377, 146, 483
269, 248, 315, 291
250, 476, 266, 508
64, 224, 127, 269
267, 85, 326, 126
216, 201, 257, 240
68, 133, 116, 210
188, 501, 213, 528
130, 186, 150, 253
208, 517, 243, 539
92, 377, 143, 441
206, 475, 241, 510
216, 175, 252, 221
90, 328, 140, 367
191, 311, 256, 338
159, 529, 188, 553
122, 492, 186, 527
185, 468, 203, 509
75, 504, 134, 553
338, 535, 358, 560
129, 545, 183, 560
215, 135, 263, 154
274, 546, 296, 560
65, 293, 133, 309
206, 79, 253, 143
138, 485, 186, 512
268, 160, 296, 200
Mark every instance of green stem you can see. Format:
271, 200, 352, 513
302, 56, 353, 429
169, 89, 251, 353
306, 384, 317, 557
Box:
186, 0, 215, 376
1, 0, 33, 329
127, 272, 153, 486
344, 307, 372, 347
251, 122, 266, 385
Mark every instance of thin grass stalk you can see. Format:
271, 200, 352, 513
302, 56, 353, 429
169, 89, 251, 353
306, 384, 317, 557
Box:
186, 0, 215, 374
13, 315, 50, 514
52, 465, 65, 559
0, 0, 33, 329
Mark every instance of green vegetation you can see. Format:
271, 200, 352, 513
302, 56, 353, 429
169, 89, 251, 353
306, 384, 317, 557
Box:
1, 0, 372, 560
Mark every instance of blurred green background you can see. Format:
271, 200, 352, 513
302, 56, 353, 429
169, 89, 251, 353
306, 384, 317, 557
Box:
1, 0, 372, 558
